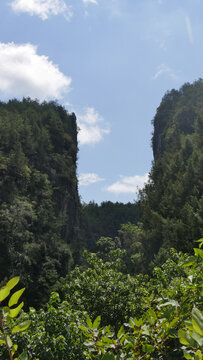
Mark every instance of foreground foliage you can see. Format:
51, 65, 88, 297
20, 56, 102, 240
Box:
78, 242, 203, 359
0, 277, 30, 360
2, 242, 201, 360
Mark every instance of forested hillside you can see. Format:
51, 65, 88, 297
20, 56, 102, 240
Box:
0, 98, 80, 305
138, 80, 203, 266
0, 81, 202, 360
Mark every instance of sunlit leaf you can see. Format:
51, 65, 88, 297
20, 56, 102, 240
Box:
191, 331, 203, 346
12, 320, 31, 334
18, 351, 29, 360
6, 335, 13, 348
86, 315, 92, 329
6, 277, 20, 291
194, 248, 203, 259
0, 288, 10, 303
9, 288, 25, 307
142, 344, 155, 353
93, 316, 101, 329
9, 302, 24, 318
192, 308, 203, 335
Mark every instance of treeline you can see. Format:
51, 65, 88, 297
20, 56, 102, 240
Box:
81, 201, 140, 251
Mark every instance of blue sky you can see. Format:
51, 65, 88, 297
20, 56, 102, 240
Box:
0, 0, 202, 203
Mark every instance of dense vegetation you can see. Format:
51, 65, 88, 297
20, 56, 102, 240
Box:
0, 80, 203, 359
0, 98, 80, 306
81, 201, 140, 251
1, 242, 202, 359
139, 80, 203, 264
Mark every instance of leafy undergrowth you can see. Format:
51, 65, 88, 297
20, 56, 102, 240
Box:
1, 241, 203, 359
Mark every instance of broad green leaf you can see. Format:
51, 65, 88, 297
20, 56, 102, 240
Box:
195, 239, 203, 248
141, 324, 150, 336
11, 344, 18, 355
196, 238, 203, 242
93, 316, 101, 329
178, 330, 190, 346
191, 331, 203, 346
6, 277, 20, 291
185, 321, 194, 331
86, 315, 92, 329
183, 350, 193, 359
0, 340, 6, 344
169, 317, 179, 328
120, 334, 127, 344
159, 299, 179, 308
192, 308, 203, 335
18, 351, 29, 360
9, 302, 24, 318
183, 257, 196, 267
194, 350, 202, 360
134, 318, 143, 327
147, 309, 157, 324
0, 287, 10, 302
78, 325, 88, 333
9, 288, 25, 307
178, 330, 196, 347
142, 344, 155, 353
11, 320, 31, 334
117, 325, 124, 338
194, 248, 203, 259
96, 340, 104, 346
101, 336, 112, 344
6, 335, 13, 348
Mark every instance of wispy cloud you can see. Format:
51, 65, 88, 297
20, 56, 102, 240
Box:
77, 107, 110, 145
9, 0, 98, 20
79, 173, 104, 186
106, 174, 149, 194
153, 64, 179, 81
82, 0, 98, 5
185, 15, 194, 44
0, 42, 71, 101
9, 0, 73, 20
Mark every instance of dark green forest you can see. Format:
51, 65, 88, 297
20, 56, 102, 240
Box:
0, 98, 80, 306
0, 80, 202, 360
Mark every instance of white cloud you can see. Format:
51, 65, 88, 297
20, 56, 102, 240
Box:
185, 15, 194, 44
9, 0, 73, 20
77, 107, 110, 145
106, 174, 149, 194
79, 173, 104, 186
82, 0, 98, 5
0, 42, 71, 101
153, 64, 179, 81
